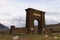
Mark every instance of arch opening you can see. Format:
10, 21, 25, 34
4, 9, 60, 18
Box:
34, 20, 38, 27
34, 19, 39, 33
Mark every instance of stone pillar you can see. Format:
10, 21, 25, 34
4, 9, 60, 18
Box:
10, 25, 15, 34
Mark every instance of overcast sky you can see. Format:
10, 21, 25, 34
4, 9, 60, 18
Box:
0, 0, 60, 28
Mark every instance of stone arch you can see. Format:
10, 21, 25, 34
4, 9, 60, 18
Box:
25, 8, 45, 34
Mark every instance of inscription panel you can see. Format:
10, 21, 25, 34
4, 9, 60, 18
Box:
33, 13, 41, 16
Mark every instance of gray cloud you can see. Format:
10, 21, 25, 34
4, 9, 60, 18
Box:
9, 12, 60, 28
0, 0, 60, 28
46, 19, 58, 25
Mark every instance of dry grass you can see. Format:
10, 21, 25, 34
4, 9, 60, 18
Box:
0, 33, 60, 40
0, 35, 12, 40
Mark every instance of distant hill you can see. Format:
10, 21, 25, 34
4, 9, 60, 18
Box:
46, 23, 60, 32
0, 23, 10, 33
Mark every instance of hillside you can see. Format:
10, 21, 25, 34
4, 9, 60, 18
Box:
0, 23, 10, 33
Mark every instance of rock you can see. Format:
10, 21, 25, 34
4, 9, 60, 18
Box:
44, 35, 49, 37
54, 36, 58, 39
12, 35, 19, 40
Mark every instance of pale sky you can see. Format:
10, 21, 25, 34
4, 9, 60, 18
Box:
0, 0, 60, 28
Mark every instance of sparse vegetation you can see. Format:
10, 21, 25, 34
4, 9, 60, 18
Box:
0, 33, 60, 40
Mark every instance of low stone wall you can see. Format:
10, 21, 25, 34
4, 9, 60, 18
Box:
13, 28, 27, 33
10, 27, 27, 34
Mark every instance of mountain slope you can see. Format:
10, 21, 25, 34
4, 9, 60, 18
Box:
0, 23, 9, 31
